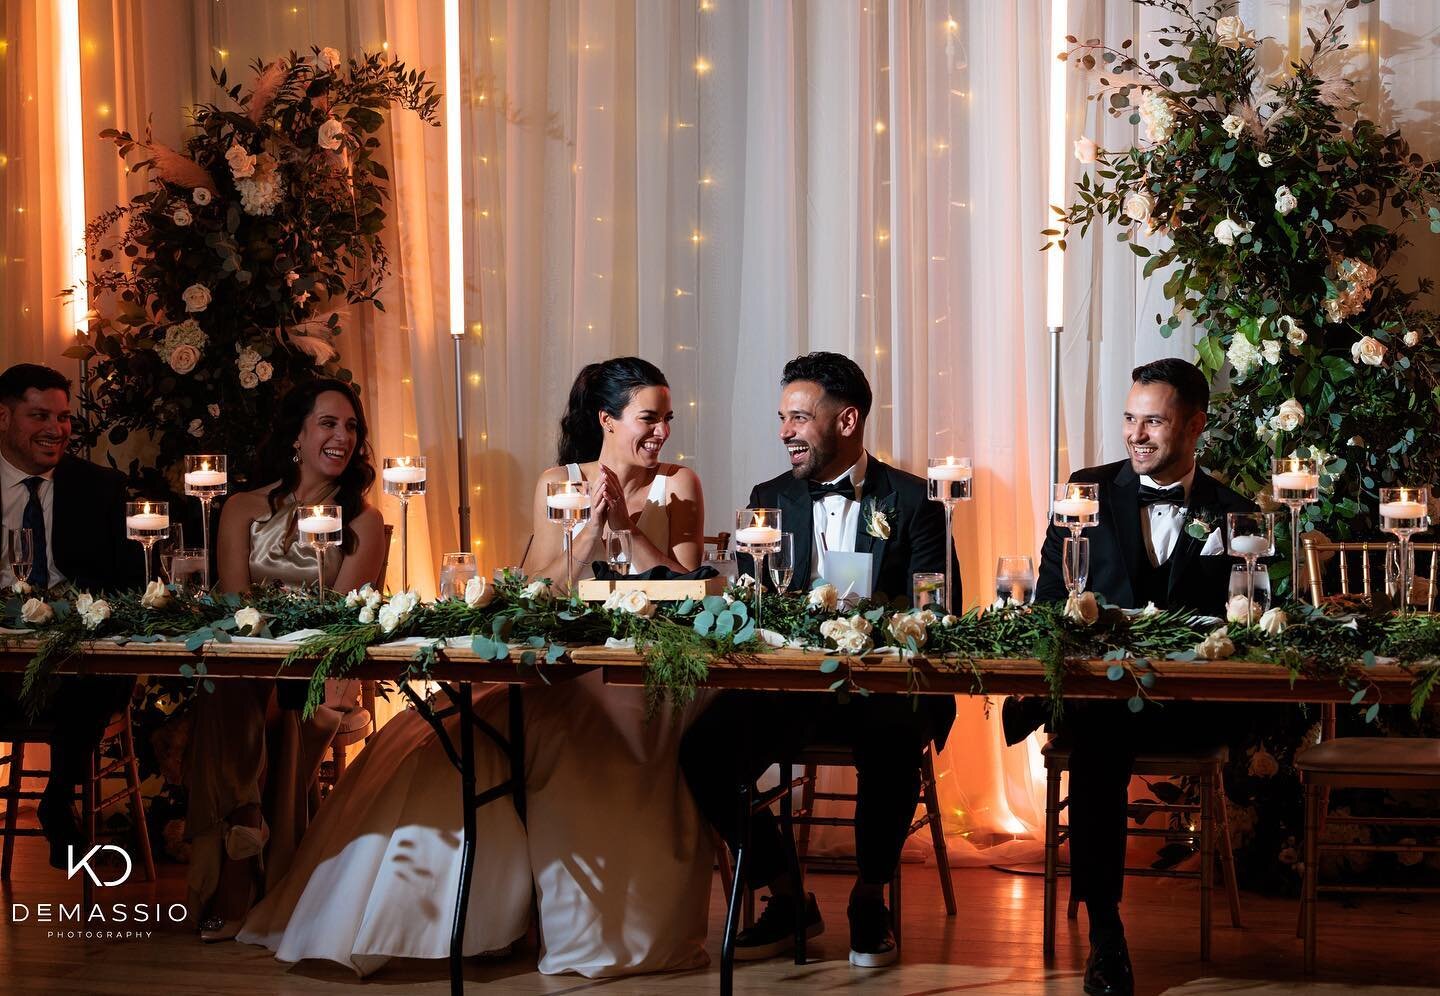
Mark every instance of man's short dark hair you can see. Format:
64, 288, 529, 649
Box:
781, 351, 873, 420
1131, 357, 1208, 415
0, 364, 72, 406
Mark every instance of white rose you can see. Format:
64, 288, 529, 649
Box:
187, 418, 204, 438
236, 346, 261, 370
1215, 15, 1256, 50
182, 284, 211, 313
239, 370, 260, 389
169, 343, 201, 375
234, 606, 262, 632
941, 614, 958, 627
357, 605, 375, 624
916, 609, 937, 627
1122, 189, 1156, 223
1073, 136, 1098, 164
1227, 333, 1262, 380
1139, 601, 1160, 617
73, 592, 110, 629
192, 186, 213, 206
1196, 626, 1235, 660
1277, 315, 1306, 347
889, 612, 928, 649
317, 46, 342, 72
807, 583, 838, 612
1138, 91, 1177, 143
850, 615, 874, 637
1261, 339, 1281, 365
1213, 217, 1251, 247
1258, 607, 1288, 636
1274, 185, 1298, 215
20, 597, 54, 625
377, 603, 401, 633
255, 360, 274, 382
172, 205, 193, 227
1270, 398, 1305, 432
1222, 114, 1245, 139
226, 143, 256, 179
1351, 335, 1386, 367
615, 589, 656, 618
1064, 591, 1099, 626
343, 586, 366, 607
1226, 594, 1257, 625
522, 580, 550, 600
1257, 152, 1273, 167
1403, 330, 1420, 347
464, 575, 494, 608
867, 508, 891, 540
317, 117, 344, 152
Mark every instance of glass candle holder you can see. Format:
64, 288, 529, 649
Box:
913, 572, 946, 611
926, 457, 973, 614
297, 503, 343, 600
1052, 482, 1100, 534
125, 500, 170, 582
184, 454, 227, 591
546, 479, 593, 593
1272, 456, 1320, 595
995, 556, 1036, 607
1379, 486, 1431, 613
383, 456, 427, 591
1226, 512, 1276, 618
735, 508, 783, 627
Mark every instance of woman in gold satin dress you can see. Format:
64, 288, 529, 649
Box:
186, 378, 385, 941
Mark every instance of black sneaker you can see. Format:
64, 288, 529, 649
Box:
847, 896, 898, 968
733, 892, 824, 961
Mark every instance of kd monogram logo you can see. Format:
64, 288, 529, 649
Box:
65, 845, 133, 887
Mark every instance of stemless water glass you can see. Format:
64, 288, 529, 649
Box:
913, 572, 946, 611
1227, 512, 1276, 618
297, 503, 343, 599
546, 479, 593, 593
438, 552, 478, 599
604, 530, 633, 577
768, 533, 795, 591
1229, 563, 1271, 623
159, 523, 185, 582
5, 527, 33, 588
1063, 536, 1090, 597
169, 549, 207, 592
995, 556, 1036, 606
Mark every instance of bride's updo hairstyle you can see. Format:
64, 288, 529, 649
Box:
556, 357, 669, 465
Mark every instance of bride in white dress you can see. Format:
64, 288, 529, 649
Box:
237, 357, 712, 978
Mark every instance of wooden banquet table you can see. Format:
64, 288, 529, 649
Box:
0, 639, 1420, 994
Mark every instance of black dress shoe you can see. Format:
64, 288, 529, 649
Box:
1084, 939, 1134, 996
847, 895, 898, 968
733, 892, 824, 961
36, 792, 83, 870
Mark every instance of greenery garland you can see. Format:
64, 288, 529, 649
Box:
3, 575, 1438, 726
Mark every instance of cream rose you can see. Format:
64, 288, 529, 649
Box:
141, 579, 172, 610
1248, 748, 1280, 778
522, 580, 550, 600
464, 575, 494, 608
357, 605, 375, 624
168, 343, 201, 375
1261, 340, 1281, 365
1270, 398, 1305, 432
1196, 626, 1235, 660
1122, 189, 1156, 223
1257, 152, 1273, 167
1064, 591, 1099, 626
75, 592, 112, 629
317, 117, 344, 152
10, 578, 31, 597
1258, 607, 1288, 636
172, 205, 193, 227
182, 284, 212, 313
1215, 15, 1256, 50
317, 46, 342, 72
20, 597, 54, 625
820, 616, 873, 655
1222, 114, 1245, 139
889, 612, 929, 650
1226, 594, 1258, 626
940, 614, 959, 627
234, 606, 262, 632
1274, 185, 1298, 216
255, 360, 274, 382
1213, 217, 1251, 247
1277, 315, 1306, 347
192, 186, 213, 206
226, 143, 256, 179
1403, 329, 1420, 347
808, 583, 839, 612
239, 370, 260, 389
1351, 335, 1386, 367
1073, 136, 1098, 164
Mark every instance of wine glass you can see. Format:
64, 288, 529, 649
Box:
1226, 512, 1276, 618
5, 527, 33, 590
1379, 487, 1430, 614
1062, 536, 1089, 598
546, 480, 592, 593
297, 503, 342, 600
1272, 457, 1320, 596
183, 454, 227, 590
383, 456, 427, 592
604, 529, 633, 577
913, 572, 946, 611
1228, 563, 1271, 624
769, 533, 795, 591
734, 508, 782, 627
438, 552, 478, 599
125, 501, 170, 583
995, 555, 1036, 606
926, 457, 973, 614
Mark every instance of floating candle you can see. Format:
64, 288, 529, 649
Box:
1273, 471, 1319, 491
1380, 501, 1427, 520
1053, 498, 1100, 517
382, 466, 428, 484
1230, 534, 1270, 556
125, 513, 169, 531
545, 492, 591, 511
298, 514, 342, 534
184, 470, 227, 488
927, 461, 973, 481
734, 526, 783, 546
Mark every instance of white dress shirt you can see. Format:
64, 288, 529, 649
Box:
1139, 465, 1195, 567
0, 451, 63, 588
809, 451, 868, 584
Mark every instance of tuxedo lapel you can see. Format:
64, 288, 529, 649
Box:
777, 475, 812, 592
1166, 468, 1218, 601
1108, 462, 1146, 601
854, 460, 894, 593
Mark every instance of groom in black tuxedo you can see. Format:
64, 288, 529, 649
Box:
1016, 358, 1256, 995
681, 351, 956, 970
0, 363, 135, 866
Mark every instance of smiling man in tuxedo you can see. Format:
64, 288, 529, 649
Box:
0, 363, 134, 866
1015, 357, 1257, 995
681, 351, 956, 969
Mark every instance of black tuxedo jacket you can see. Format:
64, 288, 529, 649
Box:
1035, 459, 1258, 615
742, 456, 959, 748
0, 454, 133, 593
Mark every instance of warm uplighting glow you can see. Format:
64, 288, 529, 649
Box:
445, 0, 464, 338
1046, 0, 1067, 329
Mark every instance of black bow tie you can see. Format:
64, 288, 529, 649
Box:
1137, 483, 1184, 508
808, 479, 857, 503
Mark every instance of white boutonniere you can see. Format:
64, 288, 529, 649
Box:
861, 495, 895, 540
1184, 510, 1216, 542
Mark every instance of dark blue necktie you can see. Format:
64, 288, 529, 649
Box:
22, 477, 49, 588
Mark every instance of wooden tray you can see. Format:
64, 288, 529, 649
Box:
577, 577, 728, 602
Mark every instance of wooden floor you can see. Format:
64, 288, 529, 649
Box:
1, 833, 1437, 995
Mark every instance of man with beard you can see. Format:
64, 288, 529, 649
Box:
1012, 357, 1257, 995
681, 351, 956, 969
0, 363, 134, 866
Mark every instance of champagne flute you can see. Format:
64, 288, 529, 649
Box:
5, 527, 33, 590
769, 533, 795, 591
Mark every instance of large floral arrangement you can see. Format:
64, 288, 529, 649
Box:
1051, 0, 1440, 582
67, 48, 439, 489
